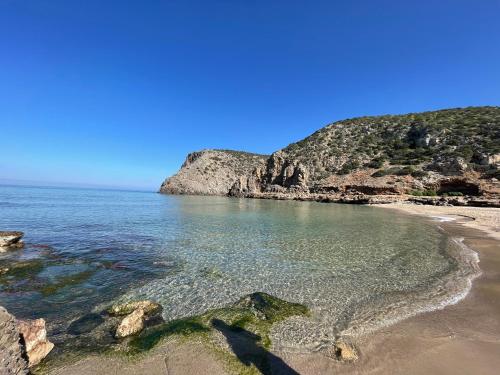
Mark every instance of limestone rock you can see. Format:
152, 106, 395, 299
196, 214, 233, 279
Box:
159, 149, 268, 196
115, 308, 145, 338
427, 156, 469, 175
107, 300, 162, 317
16, 318, 54, 367
0, 232, 24, 250
0, 306, 28, 375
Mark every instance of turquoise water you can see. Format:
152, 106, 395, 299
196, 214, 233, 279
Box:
0, 186, 479, 351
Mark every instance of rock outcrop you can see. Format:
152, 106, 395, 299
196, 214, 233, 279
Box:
160, 107, 500, 206
16, 318, 54, 367
0, 307, 28, 375
0, 232, 24, 250
0, 306, 54, 371
159, 149, 268, 196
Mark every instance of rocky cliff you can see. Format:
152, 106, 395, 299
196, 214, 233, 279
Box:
160, 107, 500, 205
159, 149, 268, 196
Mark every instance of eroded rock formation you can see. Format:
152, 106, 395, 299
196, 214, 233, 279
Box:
0, 307, 28, 375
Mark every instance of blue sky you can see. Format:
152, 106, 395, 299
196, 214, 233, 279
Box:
1, 0, 499, 191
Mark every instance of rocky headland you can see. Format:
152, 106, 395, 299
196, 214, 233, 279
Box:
160, 107, 500, 207
159, 149, 268, 196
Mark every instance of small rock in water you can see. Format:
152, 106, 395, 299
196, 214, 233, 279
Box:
334, 341, 358, 362
0, 231, 24, 250
320, 340, 359, 362
107, 300, 162, 317
16, 318, 54, 367
115, 308, 146, 338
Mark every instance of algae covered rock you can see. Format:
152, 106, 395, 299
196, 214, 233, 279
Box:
128, 292, 309, 353
235, 292, 309, 322
107, 300, 162, 317
115, 308, 146, 338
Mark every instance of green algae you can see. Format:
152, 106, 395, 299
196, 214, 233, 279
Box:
128, 292, 309, 354
39, 269, 95, 296
32, 292, 309, 375
129, 316, 210, 352
107, 300, 162, 317
0, 259, 44, 285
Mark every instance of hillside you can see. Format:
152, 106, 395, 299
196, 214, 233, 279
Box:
160, 107, 500, 205
159, 149, 268, 196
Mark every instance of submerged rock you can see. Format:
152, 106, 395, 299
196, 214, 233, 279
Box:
235, 292, 309, 322
67, 313, 105, 335
115, 308, 146, 338
107, 300, 162, 317
17, 318, 54, 367
0, 306, 28, 374
0, 231, 24, 250
321, 340, 359, 362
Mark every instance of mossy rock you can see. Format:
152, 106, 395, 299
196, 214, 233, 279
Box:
128, 292, 309, 354
107, 300, 162, 317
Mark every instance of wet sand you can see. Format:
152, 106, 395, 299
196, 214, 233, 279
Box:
48, 206, 500, 375
376, 202, 500, 240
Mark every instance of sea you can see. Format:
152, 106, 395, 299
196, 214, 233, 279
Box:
0, 185, 480, 352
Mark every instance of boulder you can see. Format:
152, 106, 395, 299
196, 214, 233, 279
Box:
0, 306, 28, 375
16, 318, 54, 367
115, 308, 145, 338
107, 300, 162, 317
0, 231, 24, 250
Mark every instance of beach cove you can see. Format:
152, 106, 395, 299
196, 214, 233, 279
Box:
1, 186, 498, 374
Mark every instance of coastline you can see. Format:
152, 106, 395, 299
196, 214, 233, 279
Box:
279, 204, 500, 374
373, 202, 500, 241
42, 202, 500, 375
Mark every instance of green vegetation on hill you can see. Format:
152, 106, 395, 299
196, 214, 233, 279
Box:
282, 106, 500, 180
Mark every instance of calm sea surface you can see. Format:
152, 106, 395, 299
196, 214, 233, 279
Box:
0, 186, 479, 351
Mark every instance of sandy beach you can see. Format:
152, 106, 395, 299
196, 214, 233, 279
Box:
376, 202, 500, 241
44, 203, 500, 375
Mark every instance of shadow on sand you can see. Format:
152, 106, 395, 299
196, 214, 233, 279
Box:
211, 318, 300, 375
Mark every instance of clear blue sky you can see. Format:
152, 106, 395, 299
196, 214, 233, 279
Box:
1, 0, 499, 191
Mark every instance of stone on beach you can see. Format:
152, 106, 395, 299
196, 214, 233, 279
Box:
0, 231, 24, 250
17, 318, 54, 367
115, 308, 146, 338
334, 341, 359, 362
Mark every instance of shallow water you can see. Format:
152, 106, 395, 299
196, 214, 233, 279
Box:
0, 186, 479, 351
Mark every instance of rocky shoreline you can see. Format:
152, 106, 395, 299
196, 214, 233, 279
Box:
160, 107, 500, 208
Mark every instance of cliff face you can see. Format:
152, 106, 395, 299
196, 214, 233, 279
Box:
159, 149, 268, 196
160, 107, 500, 205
